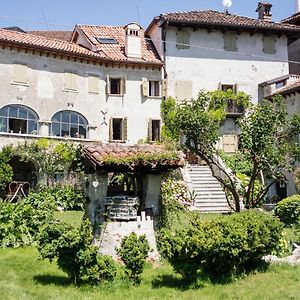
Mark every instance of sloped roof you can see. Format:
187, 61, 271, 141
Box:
281, 12, 300, 25
147, 10, 300, 36
29, 30, 72, 41
83, 143, 184, 172
76, 25, 162, 65
272, 79, 300, 97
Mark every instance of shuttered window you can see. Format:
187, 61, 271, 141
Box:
64, 72, 78, 91
224, 32, 238, 52
223, 134, 238, 153
148, 119, 161, 142
106, 76, 126, 95
263, 35, 276, 54
88, 75, 99, 94
142, 78, 161, 97
175, 80, 193, 101
162, 79, 168, 97
12, 63, 28, 85
109, 117, 128, 142
176, 31, 190, 49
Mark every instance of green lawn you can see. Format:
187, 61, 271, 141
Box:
53, 210, 85, 228
0, 247, 300, 300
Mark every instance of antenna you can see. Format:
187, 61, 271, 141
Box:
222, 0, 232, 14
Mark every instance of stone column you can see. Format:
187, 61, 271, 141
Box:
39, 121, 51, 136
86, 173, 108, 225
141, 174, 162, 216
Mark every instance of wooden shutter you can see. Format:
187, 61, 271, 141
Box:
223, 134, 238, 153
148, 118, 153, 141
224, 32, 238, 52
109, 118, 113, 141
263, 36, 276, 54
106, 75, 110, 94
122, 117, 128, 141
176, 31, 190, 49
88, 75, 99, 94
142, 78, 148, 97
175, 80, 193, 101
162, 79, 168, 97
64, 72, 72, 90
121, 77, 126, 95
13, 63, 28, 84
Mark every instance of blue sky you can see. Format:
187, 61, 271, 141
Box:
0, 0, 297, 31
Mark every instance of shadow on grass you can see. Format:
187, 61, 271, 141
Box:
151, 274, 206, 291
33, 274, 72, 286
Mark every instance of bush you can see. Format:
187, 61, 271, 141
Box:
39, 185, 85, 211
117, 233, 150, 283
0, 194, 55, 248
275, 195, 300, 226
37, 219, 117, 285
159, 210, 283, 281
0, 146, 13, 197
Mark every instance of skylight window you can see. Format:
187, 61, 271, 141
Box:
96, 37, 117, 44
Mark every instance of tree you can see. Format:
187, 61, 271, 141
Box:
162, 90, 300, 212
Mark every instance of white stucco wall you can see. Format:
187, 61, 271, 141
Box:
0, 47, 163, 147
149, 26, 289, 104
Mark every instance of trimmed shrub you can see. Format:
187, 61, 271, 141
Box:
275, 195, 300, 226
117, 233, 150, 283
37, 219, 117, 285
159, 210, 283, 281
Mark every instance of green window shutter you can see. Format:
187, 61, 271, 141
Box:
224, 32, 238, 52
263, 36, 276, 54
142, 78, 148, 96
176, 31, 190, 49
106, 75, 110, 94
121, 77, 126, 95
109, 118, 113, 141
122, 117, 128, 141
148, 118, 153, 142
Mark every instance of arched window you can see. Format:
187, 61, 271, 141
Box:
0, 104, 39, 135
50, 110, 88, 139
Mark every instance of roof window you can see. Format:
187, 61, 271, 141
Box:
96, 37, 118, 44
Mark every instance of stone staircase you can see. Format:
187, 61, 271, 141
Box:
188, 164, 232, 213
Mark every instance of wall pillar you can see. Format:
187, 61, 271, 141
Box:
141, 174, 162, 216
39, 121, 51, 136
86, 173, 108, 225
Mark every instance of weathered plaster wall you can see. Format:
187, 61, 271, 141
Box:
149, 26, 289, 104
0, 48, 162, 146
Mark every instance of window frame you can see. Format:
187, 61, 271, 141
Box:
63, 71, 78, 92
50, 110, 88, 139
262, 35, 277, 54
109, 117, 127, 142
107, 76, 126, 96
148, 119, 161, 142
0, 104, 39, 135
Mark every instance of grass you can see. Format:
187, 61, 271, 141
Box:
53, 210, 84, 228
0, 247, 300, 300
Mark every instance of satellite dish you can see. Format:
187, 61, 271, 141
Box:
222, 0, 232, 13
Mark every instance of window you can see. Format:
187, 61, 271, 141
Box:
64, 72, 77, 92
224, 32, 238, 52
222, 134, 238, 153
106, 76, 126, 95
149, 81, 160, 97
176, 31, 190, 49
88, 75, 99, 94
263, 35, 276, 54
12, 63, 28, 85
129, 29, 139, 36
109, 117, 127, 141
96, 37, 118, 44
142, 78, 161, 97
175, 80, 193, 101
0, 105, 38, 135
50, 110, 88, 138
148, 119, 161, 142
221, 84, 235, 92
276, 80, 286, 89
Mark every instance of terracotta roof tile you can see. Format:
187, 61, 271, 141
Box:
83, 143, 184, 171
29, 30, 73, 41
272, 79, 300, 96
155, 10, 300, 34
281, 12, 300, 25
77, 25, 162, 64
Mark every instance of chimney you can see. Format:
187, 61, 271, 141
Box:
256, 2, 273, 22
296, 0, 300, 13
125, 23, 142, 59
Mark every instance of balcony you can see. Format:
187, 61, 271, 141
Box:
225, 100, 244, 117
